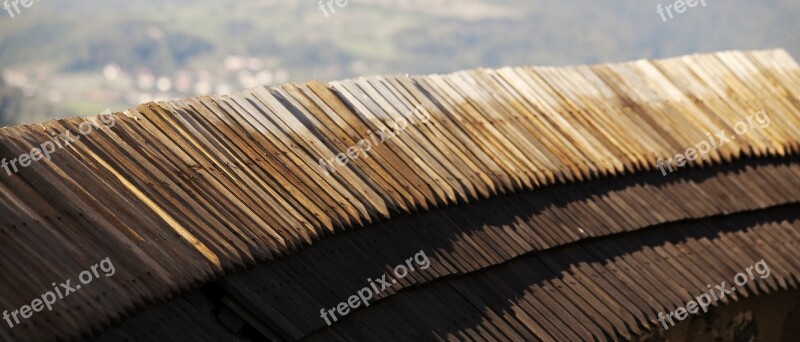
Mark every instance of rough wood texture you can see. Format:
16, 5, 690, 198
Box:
1, 49, 799, 340
96, 160, 800, 341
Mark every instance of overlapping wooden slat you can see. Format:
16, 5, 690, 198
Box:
306, 208, 800, 341
97, 172, 800, 341
215, 160, 800, 340
1, 49, 800, 340
94, 292, 239, 342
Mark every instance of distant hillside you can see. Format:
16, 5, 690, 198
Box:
0, 79, 22, 127
0, 0, 798, 124
0, 79, 57, 127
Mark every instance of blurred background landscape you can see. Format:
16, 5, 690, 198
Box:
0, 0, 797, 126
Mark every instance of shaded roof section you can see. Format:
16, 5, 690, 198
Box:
95, 159, 800, 340
1, 49, 799, 340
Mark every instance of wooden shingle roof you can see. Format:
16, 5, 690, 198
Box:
1, 49, 799, 340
